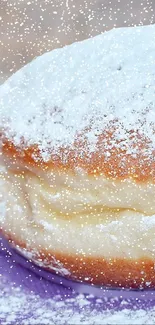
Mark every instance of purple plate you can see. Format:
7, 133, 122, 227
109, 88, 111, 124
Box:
1, 235, 155, 324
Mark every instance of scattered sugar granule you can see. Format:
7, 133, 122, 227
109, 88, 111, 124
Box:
0, 24, 155, 165
0, 276, 155, 324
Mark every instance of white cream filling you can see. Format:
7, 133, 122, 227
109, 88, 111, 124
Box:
0, 165, 155, 259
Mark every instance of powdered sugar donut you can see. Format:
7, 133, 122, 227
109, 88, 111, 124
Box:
0, 24, 155, 288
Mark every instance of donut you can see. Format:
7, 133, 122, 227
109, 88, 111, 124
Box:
0, 24, 155, 289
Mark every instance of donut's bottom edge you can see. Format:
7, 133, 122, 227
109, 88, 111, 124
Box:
2, 231, 155, 295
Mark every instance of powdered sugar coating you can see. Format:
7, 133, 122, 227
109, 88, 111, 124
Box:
0, 24, 155, 165
1, 277, 155, 325
16, 246, 71, 277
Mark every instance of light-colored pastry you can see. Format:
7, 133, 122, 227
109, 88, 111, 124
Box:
0, 24, 155, 288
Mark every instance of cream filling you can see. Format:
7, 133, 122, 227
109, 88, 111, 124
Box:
0, 165, 155, 259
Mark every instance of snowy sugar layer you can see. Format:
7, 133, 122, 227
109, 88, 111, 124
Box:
1, 277, 155, 325
0, 25, 155, 161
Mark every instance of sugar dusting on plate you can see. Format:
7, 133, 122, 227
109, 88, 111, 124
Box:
0, 276, 155, 325
16, 245, 71, 277
0, 25, 155, 164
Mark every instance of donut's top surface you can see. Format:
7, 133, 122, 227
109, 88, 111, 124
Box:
0, 25, 155, 180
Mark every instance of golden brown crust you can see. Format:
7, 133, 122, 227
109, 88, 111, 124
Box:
2, 131, 155, 182
4, 231, 155, 289
0, 26, 155, 183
